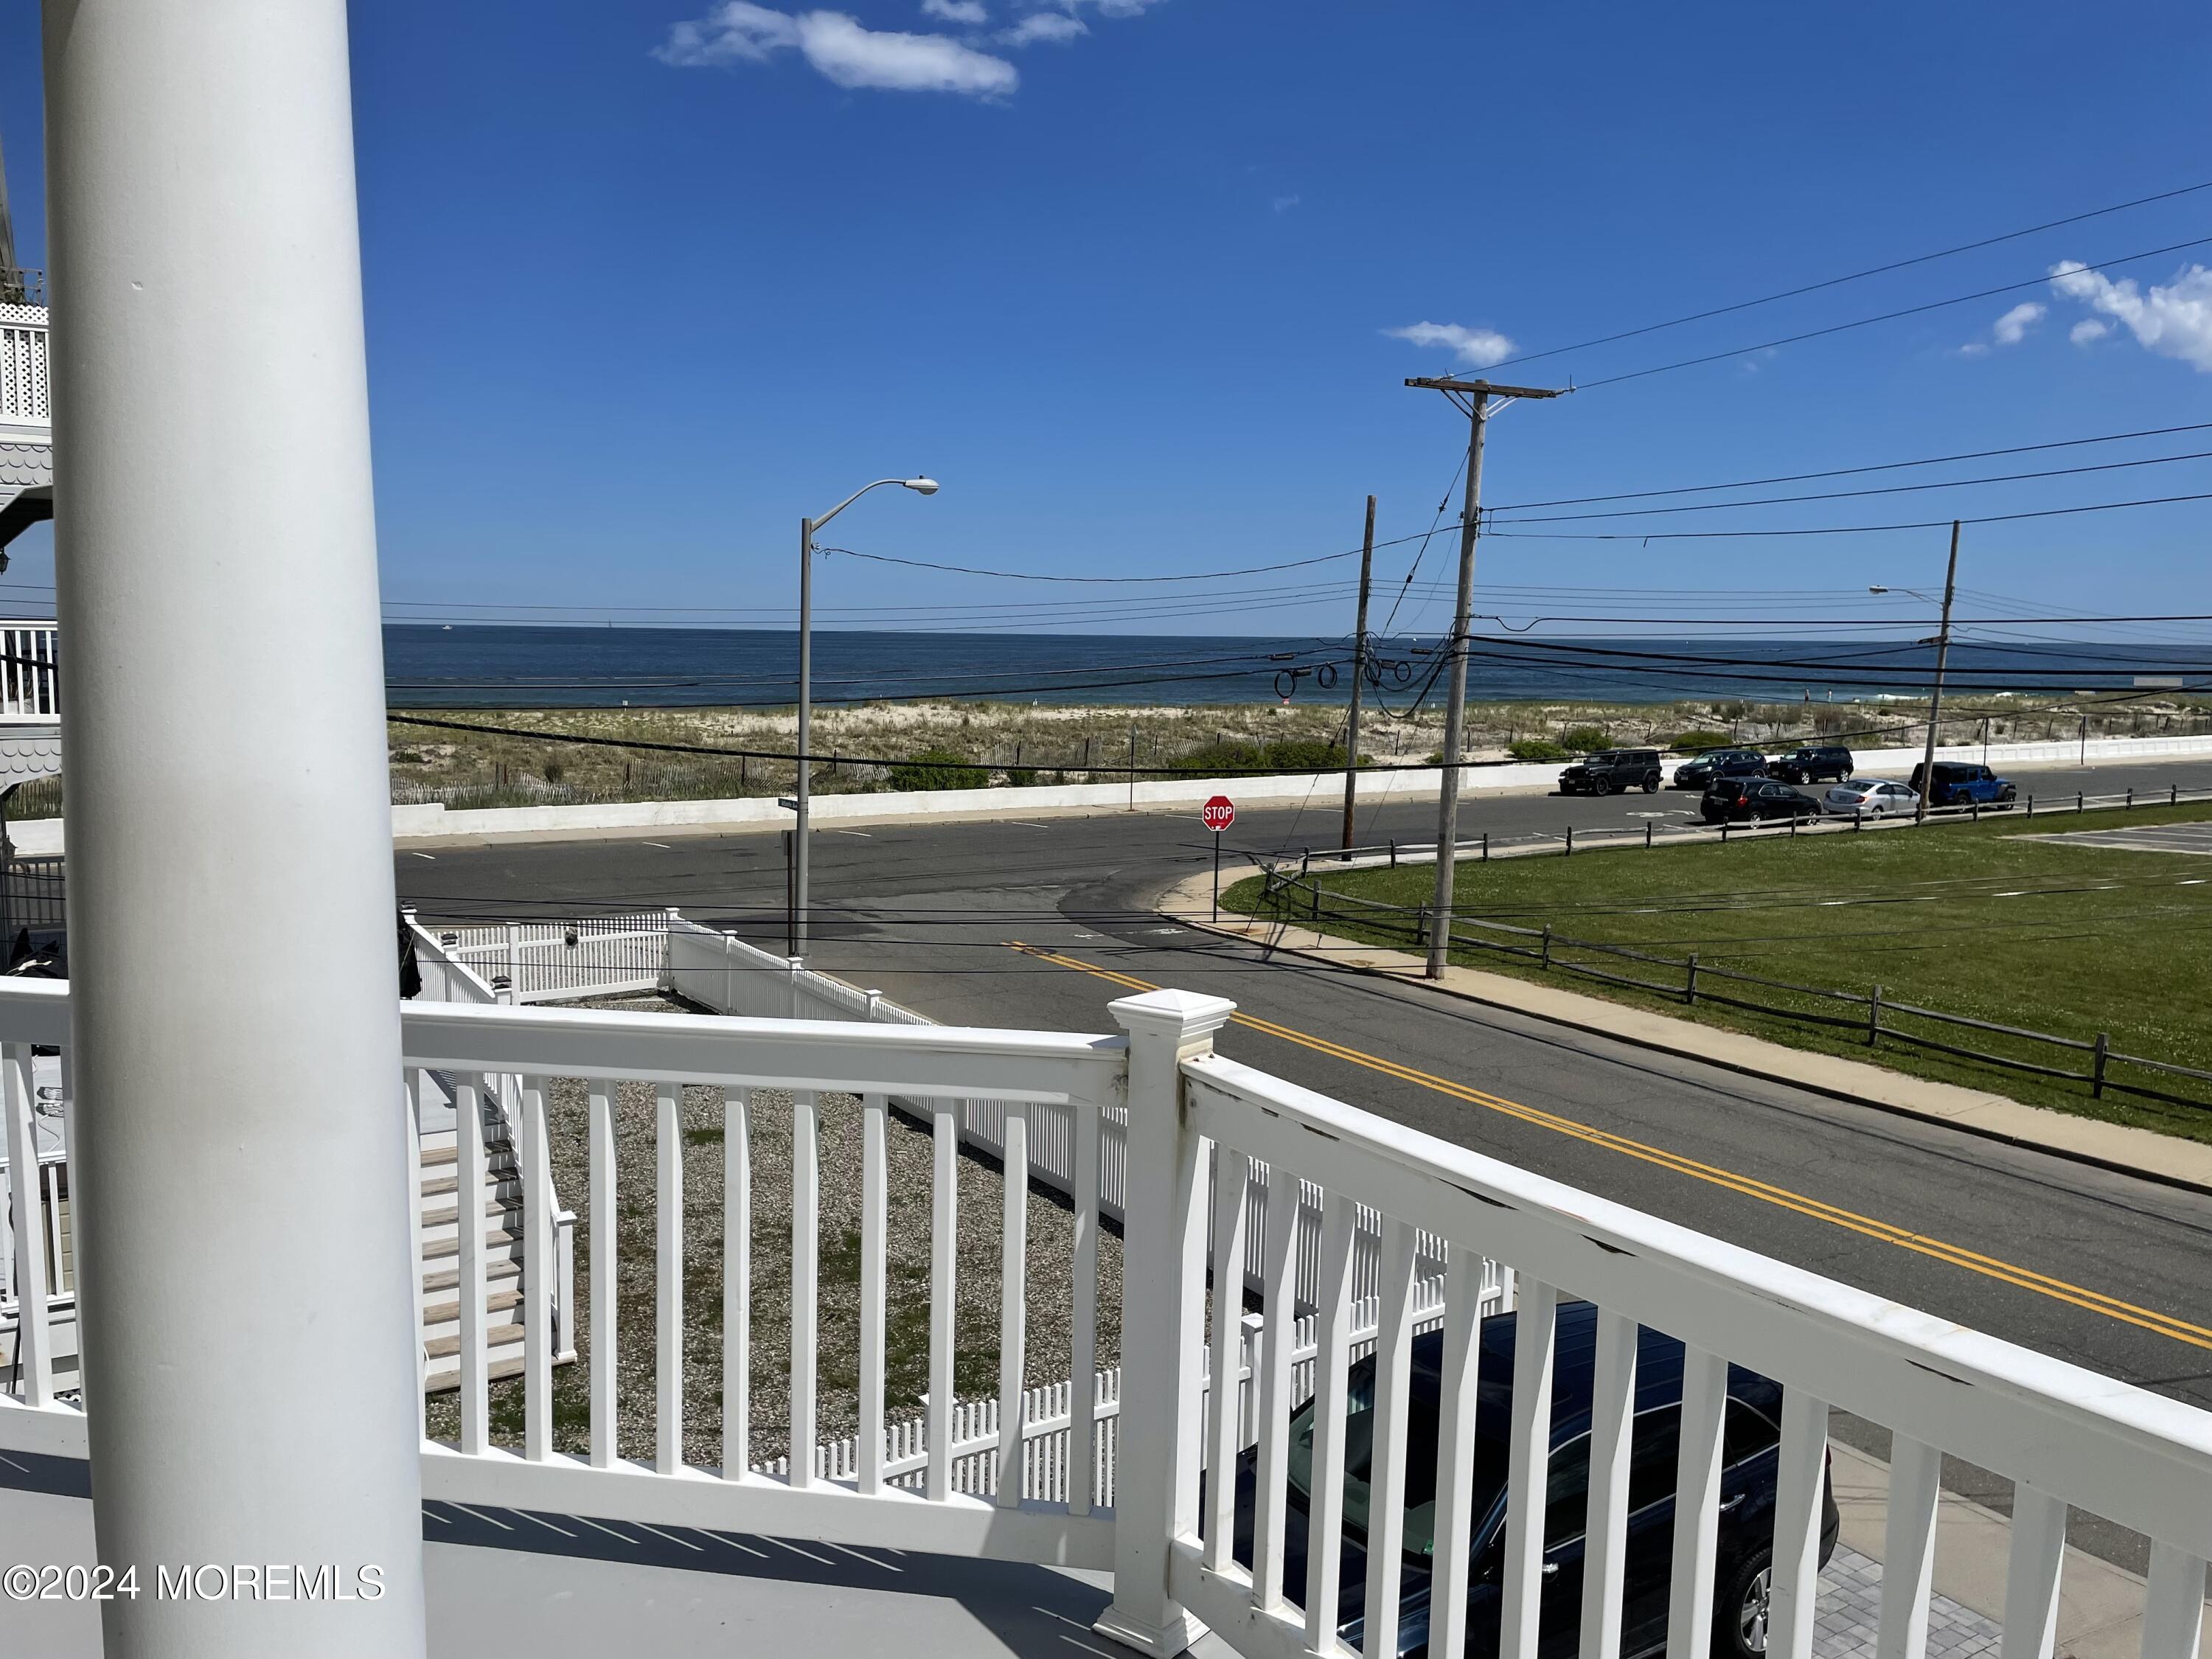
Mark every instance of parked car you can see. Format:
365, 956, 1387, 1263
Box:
1908, 762, 2017, 809
1219, 1299, 1840, 1659
1670, 748, 1767, 790
1821, 779, 1919, 817
1559, 748, 1664, 796
1767, 745, 1854, 785
1701, 779, 1820, 824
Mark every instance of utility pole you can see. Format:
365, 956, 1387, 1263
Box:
1913, 520, 1961, 824
1340, 495, 1376, 850
1407, 376, 1565, 978
796, 514, 815, 950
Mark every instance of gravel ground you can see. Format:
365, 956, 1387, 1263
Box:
426, 995, 1126, 1468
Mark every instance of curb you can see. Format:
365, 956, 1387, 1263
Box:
1155, 869, 2212, 1200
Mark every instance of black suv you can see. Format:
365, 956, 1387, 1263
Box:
1703, 779, 1820, 824
1768, 745, 1854, 785
1220, 1299, 1840, 1659
1670, 748, 1767, 790
1559, 748, 1663, 796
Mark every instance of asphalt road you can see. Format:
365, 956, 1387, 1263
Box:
398, 754, 2212, 1427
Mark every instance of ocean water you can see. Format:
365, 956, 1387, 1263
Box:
380, 625, 2207, 710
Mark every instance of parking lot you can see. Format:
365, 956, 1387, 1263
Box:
2028, 821, 2212, 856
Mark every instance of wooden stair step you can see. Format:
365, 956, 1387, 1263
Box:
420, 1231, 520, 1265
421, 1258, 520, 1295
422, 1290, 522, 1326
422, 1356, 524, 1393
423, 1323, 524, 1363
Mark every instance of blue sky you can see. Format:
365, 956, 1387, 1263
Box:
4, 1, 2211, 641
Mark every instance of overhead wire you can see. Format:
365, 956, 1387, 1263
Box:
1476, 178, 2212, 374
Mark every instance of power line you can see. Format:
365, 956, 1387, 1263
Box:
1486, 420, 2212, 512
1486, 446, 2212, 526
1477, 178, 2212, 373
1484, 488, 2212, 541
1575, 231, 2212, 390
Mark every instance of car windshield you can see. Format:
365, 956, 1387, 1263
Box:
1281, 1342, 1784, 1563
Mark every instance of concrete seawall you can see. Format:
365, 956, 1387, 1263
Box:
8, 731, 2211, 854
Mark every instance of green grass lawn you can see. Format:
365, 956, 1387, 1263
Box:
1223, 802, 2212, 1141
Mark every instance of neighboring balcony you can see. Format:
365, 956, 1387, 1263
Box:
0, 270, 53, 553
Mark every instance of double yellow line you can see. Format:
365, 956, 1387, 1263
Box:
1009, 941, 2212, 1354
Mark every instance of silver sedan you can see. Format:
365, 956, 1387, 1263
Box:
1822, 778, 1919, 817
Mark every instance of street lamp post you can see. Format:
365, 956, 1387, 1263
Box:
794, 477, 938, 957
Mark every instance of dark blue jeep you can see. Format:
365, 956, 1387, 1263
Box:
1908, 762, 2017, 808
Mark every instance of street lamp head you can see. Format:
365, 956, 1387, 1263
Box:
1867, 585, 1890, 594
902, 477, 940, 496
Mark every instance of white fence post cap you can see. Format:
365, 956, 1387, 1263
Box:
1108, 987, 1237, 1046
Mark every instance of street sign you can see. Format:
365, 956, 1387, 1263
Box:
1202, 795, 1237, 832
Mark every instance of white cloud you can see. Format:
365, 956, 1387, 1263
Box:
655, 0, 798, 63
2048, 259, 2212, 373
1385, 321, 1515, 368
799, 13, 1018, 91
2070, 318, 2112, 345
999, 10, 1086, 44
655, 3, 1018, 96
1271, 193, 1301, 214
921, 0, 988, 18
1991, 302, 2045, 345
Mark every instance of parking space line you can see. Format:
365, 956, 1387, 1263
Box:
1007, 940, 2212, 1353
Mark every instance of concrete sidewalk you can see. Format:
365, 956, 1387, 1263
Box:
1823, 1439, 2211, 1659
1158, 870, 2212, 1197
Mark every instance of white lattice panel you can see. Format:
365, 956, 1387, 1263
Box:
0, 322, 51, 425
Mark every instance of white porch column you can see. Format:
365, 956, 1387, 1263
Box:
1096, 988, 1236, 1659
43, 3, 425, 1655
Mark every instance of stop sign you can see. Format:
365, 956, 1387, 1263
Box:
1202, 795, 1236, 832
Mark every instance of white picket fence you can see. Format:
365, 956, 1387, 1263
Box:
759, 1272, 1461, 1506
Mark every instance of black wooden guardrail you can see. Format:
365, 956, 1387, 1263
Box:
1250, 799, 2212, 1114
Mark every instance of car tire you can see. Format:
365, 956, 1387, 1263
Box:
1644, 776, 1659, 793
1716, 1548, 1774, 1658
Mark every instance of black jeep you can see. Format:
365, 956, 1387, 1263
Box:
1558, 748, 1663, 796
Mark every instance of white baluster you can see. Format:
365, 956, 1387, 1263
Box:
406, 1069, 427, 1439
996, 1104, 1029, 1507
1362, 1218, 1421, 1658
2139, 1544, 2207, 1659
1304, 1192, 1359, 1656
2000, 1486, 2067, 1659
927, 1102, 957, 1502
1767, 1388, 1832, 1659
1203, 1147, 1252, 1570
520, 1073, 552, 1461
1069, 1096, 1102, 1517
1, 1042, 51, 1405
656, 1080, 684, 1475
1500, 1277, 1560, 1659
1252, 1158, 1302, 1613
1579, 1307, 1639, 1659
1877, 1436, 1942, 1659
454, 1074, 491, 1453
723, 1087, 750, 1478
790, 1088, 819, 1487
859, 1091, 888, 1495
1666, 1345, 1731, 1659
588, 1081, 617, 1469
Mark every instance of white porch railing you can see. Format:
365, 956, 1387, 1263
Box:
2, 975, 2208, 1659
